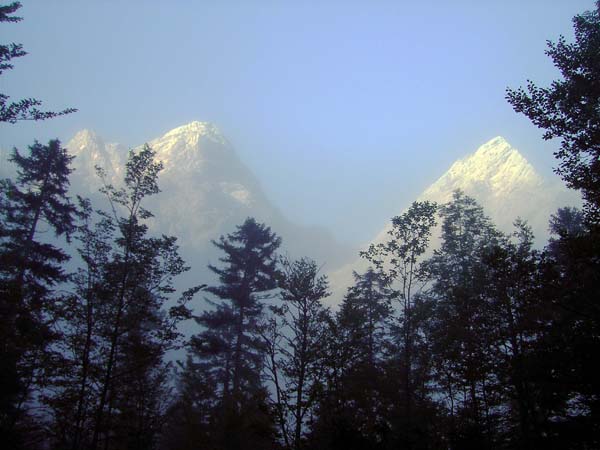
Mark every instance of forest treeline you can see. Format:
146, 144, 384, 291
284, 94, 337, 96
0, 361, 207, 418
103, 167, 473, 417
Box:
2, 1, 600, 449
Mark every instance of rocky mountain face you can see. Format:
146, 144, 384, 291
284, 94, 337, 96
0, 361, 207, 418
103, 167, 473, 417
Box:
329, 136, 582, 302
66, 122, 355, 286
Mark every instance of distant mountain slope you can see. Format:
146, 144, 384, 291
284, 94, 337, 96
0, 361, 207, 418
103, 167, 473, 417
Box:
66, 122, 355, 286
419, 136, 577, 237
329, 136, 581, 302
6, 129, 581, 305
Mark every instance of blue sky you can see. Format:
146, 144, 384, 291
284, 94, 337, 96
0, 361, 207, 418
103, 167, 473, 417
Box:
0, 0, 594, 244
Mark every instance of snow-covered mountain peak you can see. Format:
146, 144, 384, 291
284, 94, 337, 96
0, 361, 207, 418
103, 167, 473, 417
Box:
63, 125, 354, 301
474, 135, 512, 157
67, 129, 124, 183
162, 121, 228, 144
422, 136, 542, 203
69, 129, 104, 154
149, 121, 234, 172
328, 136, 580, 303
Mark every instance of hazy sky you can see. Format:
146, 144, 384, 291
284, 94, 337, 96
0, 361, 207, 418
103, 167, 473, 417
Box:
0, 0, 594, 244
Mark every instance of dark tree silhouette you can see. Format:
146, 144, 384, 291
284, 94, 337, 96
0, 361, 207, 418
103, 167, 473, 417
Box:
507, 3, 600, 444
480, 220, 542, 448
362, 200, 437, 431
34, 145, 199, 450
308, 269, 392, 450
0, 2, 76, 123
423, 191, 504, 449
0, 139, 76, 447
265, 257, 330, 450
533, 207, 600, 447
190, 217, 281, 450
506, 1, 600, 223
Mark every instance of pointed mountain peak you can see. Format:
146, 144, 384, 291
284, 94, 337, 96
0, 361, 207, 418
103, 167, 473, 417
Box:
149, 121, 235, 171
68, 129, 104, 152
462, 136, 528, 165
66, 129, 124, 187
421, 136, 543, 204
478, 135, 511, 151
162, 121, 227, 145
72, 128, 100, 140
460, 135, 519, 163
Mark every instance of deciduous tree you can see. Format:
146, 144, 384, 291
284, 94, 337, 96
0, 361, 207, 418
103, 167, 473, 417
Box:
506, 1, 600, 223
265, 257, 330, 450
423, 191, 503, 448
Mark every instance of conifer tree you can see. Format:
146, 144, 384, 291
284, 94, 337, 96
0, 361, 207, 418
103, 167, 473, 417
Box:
191, 217, 281, 450
341, 269, 392, 369
533, 207, 600, 447
507, 2, 600, 443
308, 269, 392, 450
159, 356, 219, 450
48, 198, 111, 450
0, 139, 76, 445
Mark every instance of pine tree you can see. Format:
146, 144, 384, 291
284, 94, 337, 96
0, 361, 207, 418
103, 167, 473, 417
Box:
506, 2, 600, 443
341, 269, 392, 369
480, 220, 541, 447
308, 269, 392, 450
533, 207, 600, 447
158, 356, 219, 450
0, 139, 76, 446
190, 217, 281, 450
47, 197, 111, 450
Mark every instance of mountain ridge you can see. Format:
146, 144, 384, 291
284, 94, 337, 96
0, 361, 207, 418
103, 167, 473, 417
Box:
330, 135, 581, 303
421, 136, 543, 203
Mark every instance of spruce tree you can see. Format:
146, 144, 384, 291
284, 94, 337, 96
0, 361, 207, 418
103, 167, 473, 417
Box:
191, 217, 281, 450
309, 269, 392, 450
507, 2, 600, 443
534, 208, 600, 447
478, 220, 541, 447
0, 139, 76, 446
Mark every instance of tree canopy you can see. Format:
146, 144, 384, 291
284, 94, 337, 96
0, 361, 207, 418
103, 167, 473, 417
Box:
506, 1, 600, 223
